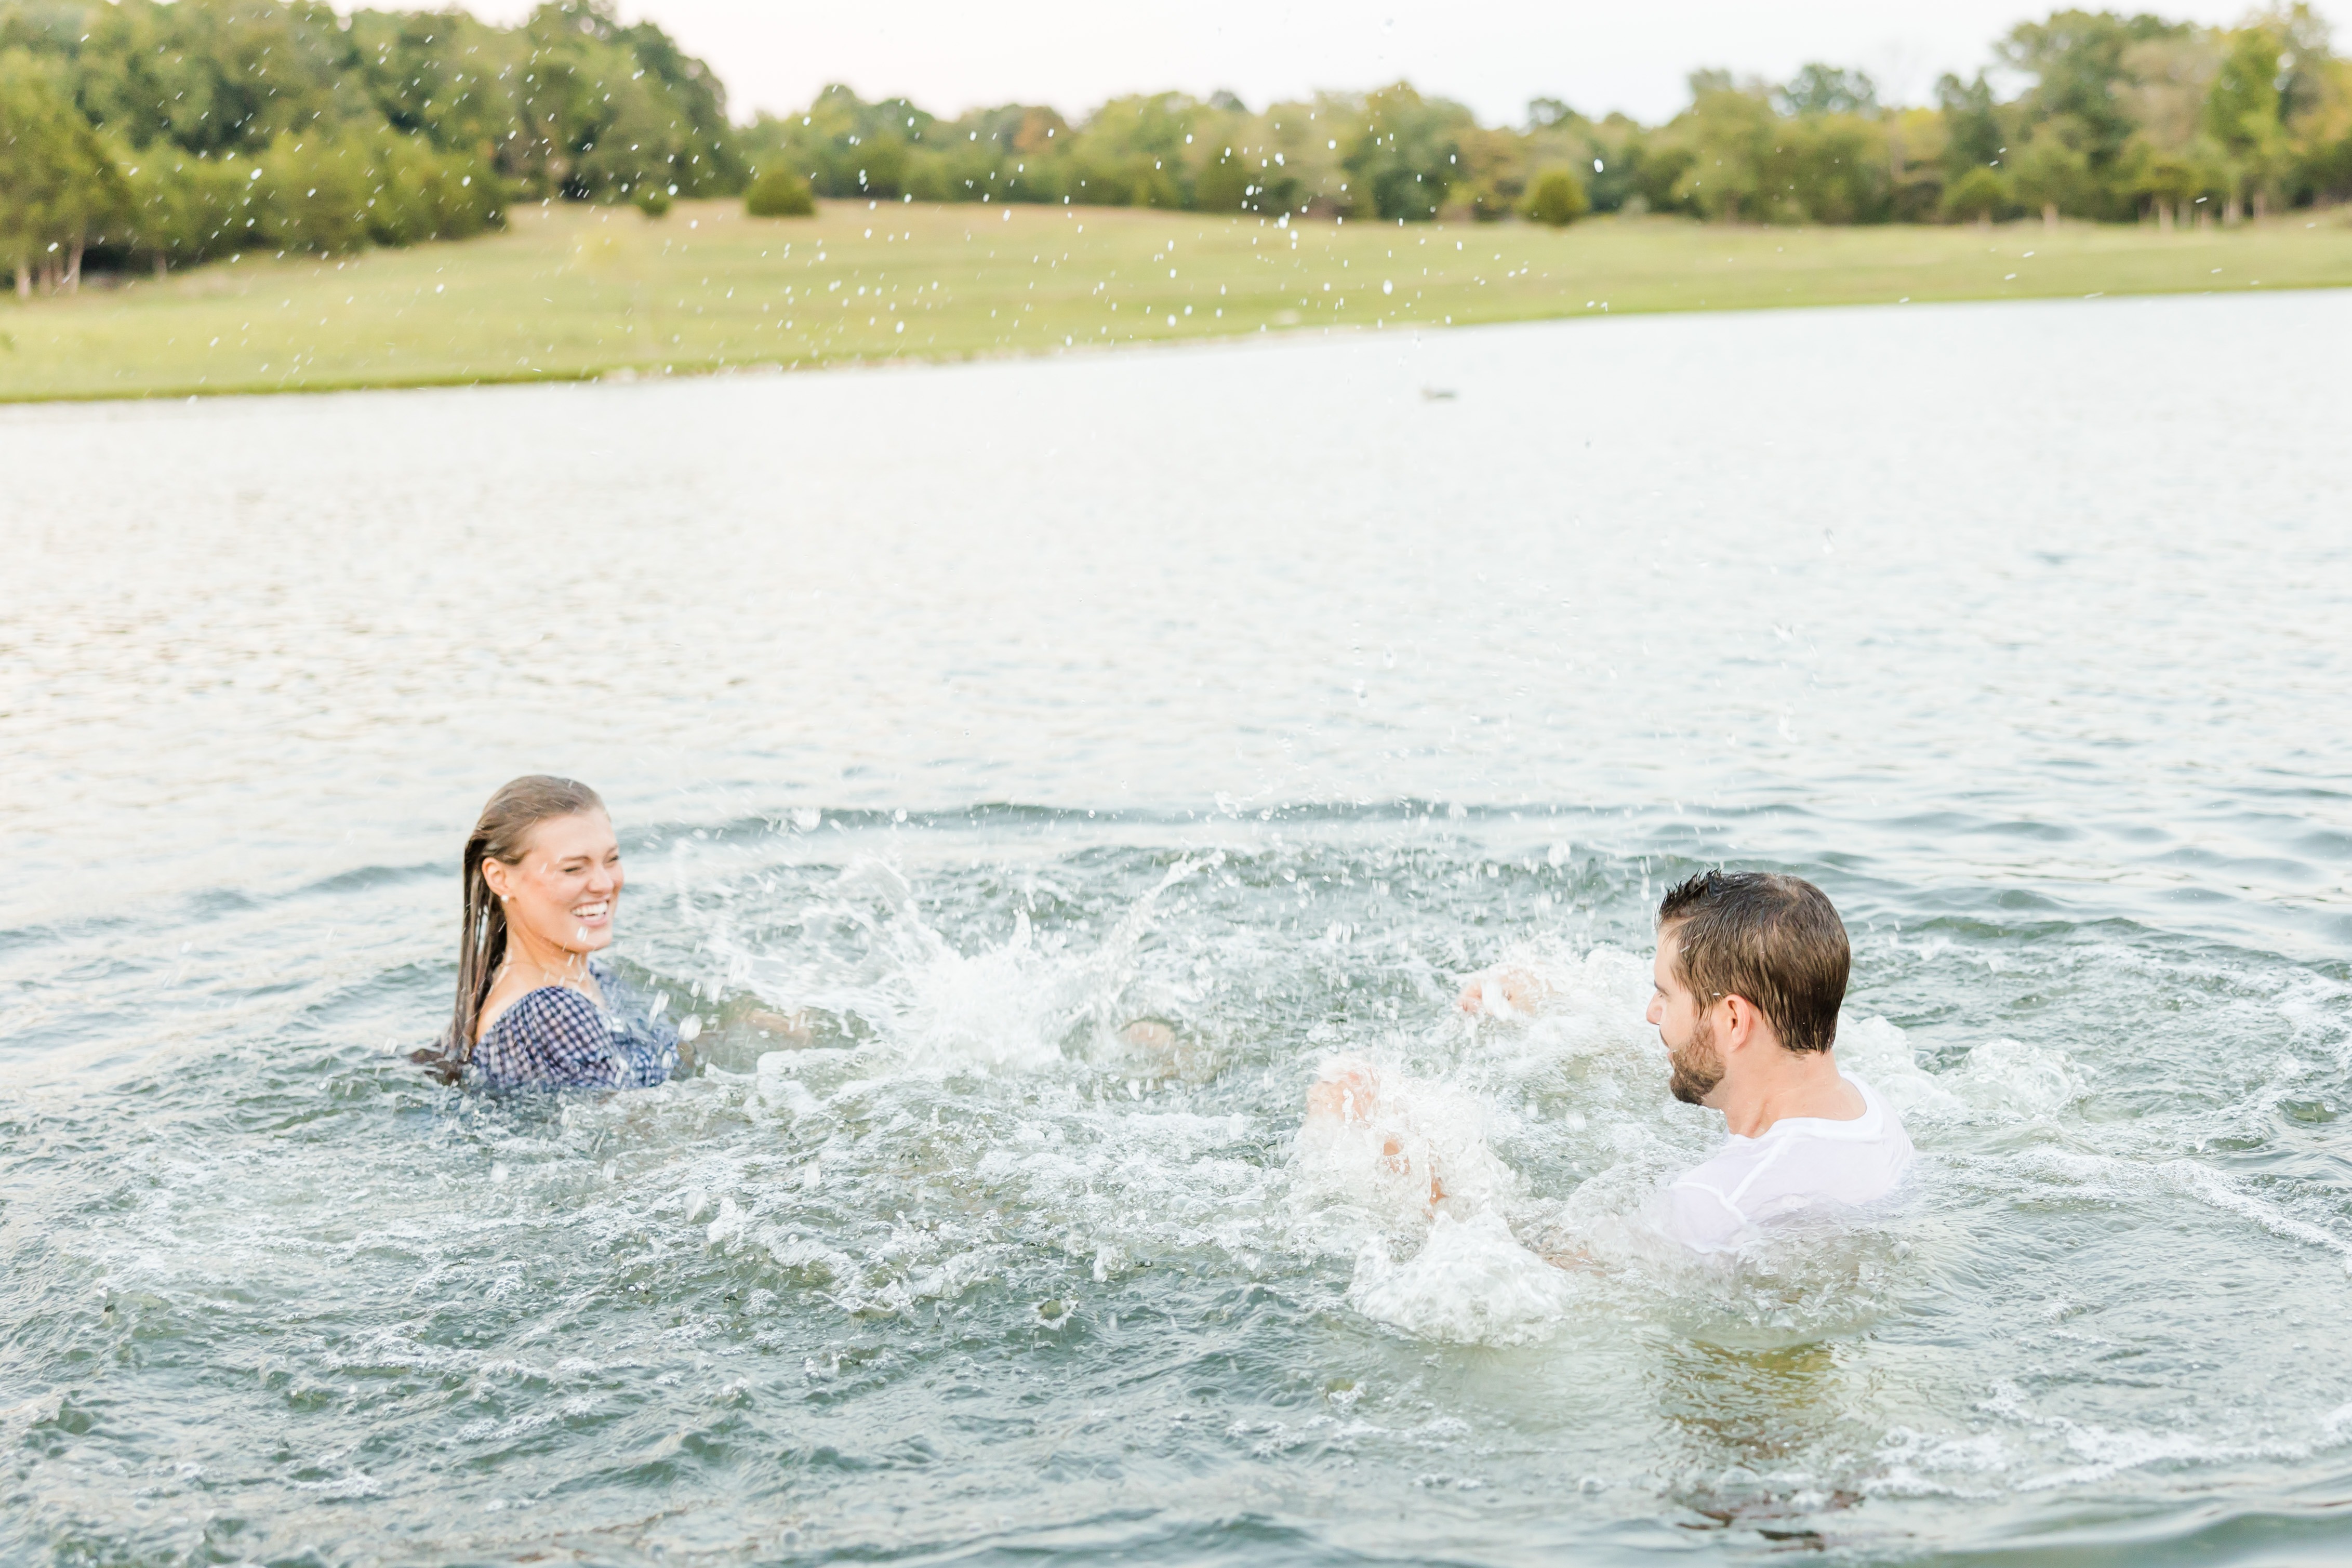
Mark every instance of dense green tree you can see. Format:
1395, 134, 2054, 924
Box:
1164, 96, 1353, 217
1782, 112, 1893, 222
349, 9, 526, 158
0, 0, 748, 284
1065, 92, 1199, 208
2295, 124, 2352, 202
743, 163, 814, 217
2000, 10, 2188, 164
1648, 72, 1897, 224
1193, 144, 1250, 211
607, 6, 735, 184
476, 1, 733, 201
1997, 9, 2193, 215
1936, 72, 2009, 179
70, 0, 361, 157
1943, 163, 2010, 223
1668, 76, 1776, 220
2131, 146, 2207, 224
736, 84, 941, 200
261, 135, 375, 253
1523, 165, 1588, 224
2204, 21, 2292, 216
1508, 112, 1596, 217
0, 47, 128, 294
1458, 124, 1531, 218
0, 2, 79, 54
1778, 64, 1879, 117
1881, 106, 1949, 219
257, 129, 494, 251
1344, 83, 1471, 220
1580, 113, 1683, 213
2011, 116, 2096, 222
3, 0, 732, 203
1, 49, 70, 294
118, 146, 246, 273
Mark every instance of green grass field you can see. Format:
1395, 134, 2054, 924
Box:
4, 198, 2349, 401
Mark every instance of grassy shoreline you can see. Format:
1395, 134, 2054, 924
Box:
4, 198, 2349, 403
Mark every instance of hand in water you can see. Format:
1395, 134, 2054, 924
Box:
744, 1007, 816, 1047
1454, 966, 1552, 1019
1304, 1060, 1447, 1210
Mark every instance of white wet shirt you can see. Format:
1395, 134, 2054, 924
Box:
1664, 1073, 1913, 1254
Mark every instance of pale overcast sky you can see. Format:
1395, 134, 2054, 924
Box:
476, 0, 2346, 125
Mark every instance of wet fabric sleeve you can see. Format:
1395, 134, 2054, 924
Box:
592, 966, 680, 1088
1664, 1178, 1752, 1255
613, 1025, 678, 1088
471, 988, 627, 1089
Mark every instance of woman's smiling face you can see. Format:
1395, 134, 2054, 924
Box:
482, 809, 623, 959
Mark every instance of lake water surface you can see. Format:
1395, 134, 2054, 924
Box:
6, 292, 2352, 1566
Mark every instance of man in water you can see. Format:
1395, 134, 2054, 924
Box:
1307, 869, 1912, 1254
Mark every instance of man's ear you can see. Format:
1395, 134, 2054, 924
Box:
1719, 994, 1760, 1052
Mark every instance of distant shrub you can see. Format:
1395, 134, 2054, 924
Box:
635, 182, 675, 218
1008, 157, 1070, 204
903, 157, 952, 203
244, 132, 502, 256
1525, 167, 1589, 227
1466, 181, 1519, 221
1127, 157, 1184, 210
744, 166, 815, 217
1194, 153, 1248, 212
1068, 153, 1133, 206
851, 138, 908, 198
1942, 166, 2008, 224
365, 132, 496, 246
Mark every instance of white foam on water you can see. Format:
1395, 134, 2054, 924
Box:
1870, 1427, 2014, 1499
1294, 1055, 1520, 1228
1865, 1387, 2352, 1505
699, 854, 1216, 1077
1469, 944, 1666, 1107
2158, 1157, 2352, 1271
2, 1393, 64, 1443
1347, 1210, 1576, 1345
1834, 1016, 1963, 1121
1946, 1035, 2078, 1117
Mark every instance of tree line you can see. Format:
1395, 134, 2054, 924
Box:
0, 0, 735, 294
4, 2, 2349, 297
743, 7, 2349, 231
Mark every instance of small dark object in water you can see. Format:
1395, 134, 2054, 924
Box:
1421, 387, 1457, 401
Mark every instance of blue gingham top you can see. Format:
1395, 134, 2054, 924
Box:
469, 956, 680, 1091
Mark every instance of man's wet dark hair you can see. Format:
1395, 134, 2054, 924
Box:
1656, 870, 1849, 1054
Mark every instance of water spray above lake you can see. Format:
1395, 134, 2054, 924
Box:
5, 292, 2350, 1565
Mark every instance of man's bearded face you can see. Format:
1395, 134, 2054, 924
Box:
1667, 1011, 1726, 1105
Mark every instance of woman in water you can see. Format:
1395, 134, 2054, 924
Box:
425, 775, 684, 1089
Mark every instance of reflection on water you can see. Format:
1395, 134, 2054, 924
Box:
1653, 1339, 1864, 1532
4, 293, 2352, 1564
